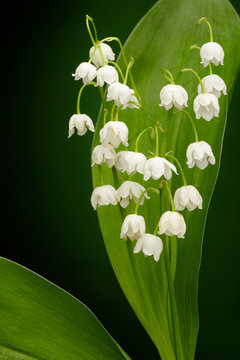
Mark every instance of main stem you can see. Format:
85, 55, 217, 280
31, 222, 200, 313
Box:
164, 237, 183, 360
100, 36, 141, 104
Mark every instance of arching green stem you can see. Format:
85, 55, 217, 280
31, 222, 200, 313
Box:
88, 46, 98, 63
162, 181, 175, 211
115, 106, 122, 121
197, 17, 213, 42
135, 127, 153, 152
77, 83, 91, 114
103, 109, 108, 126
97, 42, 107, 66
190, 44, 201, 51
100, 36, 141, 105
108, 61, 125, 82
86, 15, 98, 45
174, 109, 199, 142
181, 68, 205, 93
155, 125, 160, 157
166, 155, 187, 186
162, 69, 175, 84
134, 187, 159, 215
111, 104, 116, 121
124, 58, 134, 85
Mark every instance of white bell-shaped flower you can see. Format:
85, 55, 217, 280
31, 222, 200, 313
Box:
197, 74, 227, 99
107, 82, 132, 107
89, 43, 115, 67
134, 234, 163, 262
144, 157, 178, 181
115, 151, 147, 175
174, 185, 203, 211
117, 181, 150, 208
200, 42, 224, 67
96, 65, 119, 87
72, 62, 97, 83
90, 185, 120, 210
68, 114, 95, 138
158, 211, 186, 238
121, 90, 140, 110
99, 121, 128, 148
120, 214, 146, 241
159, 84, 188, 110
186, 141, 215, 169
193, 93, 219, 121
91, 144, 116, 168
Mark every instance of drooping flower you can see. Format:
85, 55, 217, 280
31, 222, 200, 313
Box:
174, 185, 203, 211
186, 141, 215, 169
134, 234, 163, 262
117, 181, 150, 208
197, 74, 227, 99
99, 121, 128, 148
91, 144, 116, 168
120, 214, 146, 241
89, 43, 115, 67
200, 42, 224, 67
107, 82, 132, 107
72, 62, 97, 83
90, 185, 120, 210
159, 84, 188, 110
158, 211, 186, 238
121, 90, 140, 110
68, 114, 95, 138
96, 65, 119, 87
114, 151, 147, 175
143, 157, 178, 181
193, 93, 219, 121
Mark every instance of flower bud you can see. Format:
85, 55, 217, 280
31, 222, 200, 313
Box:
174, 185, 202, 211
117, 181, 150, 208
200, 42, 224, 67
144, 157, 178, 181
89, 43, 115, 67
91, 144, 116, 168
68, 114, 95, 138
115, 151, 146, 175
96, 65, 119, 87
91, 185, 120, 210
158, 211, 186, 238
134, 234, 163, 262
186, 141, 215, 169
120, 214, 145, 241
197, 74, 227, 99
159, 84, 188, 110
99, 121, 128, 148
72, 62, 97, 83
193, 93, 219, 121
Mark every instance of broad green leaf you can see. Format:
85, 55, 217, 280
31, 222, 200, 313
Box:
0, 257, 130, 360
92, 1, 240, 359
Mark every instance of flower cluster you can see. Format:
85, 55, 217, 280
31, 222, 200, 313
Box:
69, 16, 226, 262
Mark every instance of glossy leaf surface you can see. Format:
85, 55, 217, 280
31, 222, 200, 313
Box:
92, 1, 240, 359
0, 257, 130, 360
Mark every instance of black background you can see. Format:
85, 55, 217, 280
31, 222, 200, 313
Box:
2, 1, 240, 359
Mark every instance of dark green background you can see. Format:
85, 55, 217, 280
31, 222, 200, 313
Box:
2, 0, 240, 359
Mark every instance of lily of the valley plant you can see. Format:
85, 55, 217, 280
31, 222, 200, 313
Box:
69, 15, 227, 360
